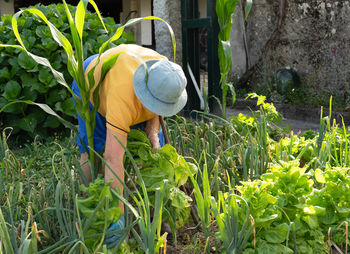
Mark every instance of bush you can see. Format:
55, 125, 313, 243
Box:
0, 3, 134, 139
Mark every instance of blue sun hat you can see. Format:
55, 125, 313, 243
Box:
133, 59, 188, 117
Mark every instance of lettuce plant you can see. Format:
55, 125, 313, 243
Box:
125, 130, 197, 243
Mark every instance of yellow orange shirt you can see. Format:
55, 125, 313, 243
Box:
85, 44, 167, 135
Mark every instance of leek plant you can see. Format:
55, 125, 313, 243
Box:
240, 116, 269, 180
211, 192, 253, 253
0, 206, 39, 254
0, 130, 42, 253
311, 97, 350, 169
186, 153, 212, 253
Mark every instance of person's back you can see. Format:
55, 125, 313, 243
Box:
85, 44, 167, 135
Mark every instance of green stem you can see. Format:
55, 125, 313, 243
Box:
85, 112, 95, 179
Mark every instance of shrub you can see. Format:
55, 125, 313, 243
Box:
0, 3, 134, 138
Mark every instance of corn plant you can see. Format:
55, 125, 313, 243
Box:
216, 0, 253, 118
0, 0, 175, 181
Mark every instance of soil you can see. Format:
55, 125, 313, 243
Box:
164, 222, 219, 254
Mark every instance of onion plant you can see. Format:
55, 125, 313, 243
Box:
211, 192, 253, 253
0, 205, 40, 254
0, 131, 41, 253
186, 153, 212, 253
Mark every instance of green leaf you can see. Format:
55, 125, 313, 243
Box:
302, 215, 319, 229
20, 72, 47, 93
46, 88, 63, 104
75, 1, 87, 39
55, 98, 75, 117
17, 51, 37, 70
41, 37, 58, 51
0, 66, 10, 80
303, 205, 326, 216
245, 0, 253, 19
38, 68, 54, 85
169, 186, 192, 208
3, 80, 21, 100
35, 25, 51, 38
21, 87, 37, 101
314, 168, 325, 183
263, 223, 289, 244
43, 115, 61, 128
255, 214, 279, 225
319, 209, 337, 225
251, 240, 293, 254
17, 114, 38, 133
335, 206, 350, 215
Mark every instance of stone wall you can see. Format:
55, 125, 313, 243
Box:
153, 0, 182, 65
231, 0, 350, 108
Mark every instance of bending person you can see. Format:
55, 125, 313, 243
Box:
72, 44, 187, 248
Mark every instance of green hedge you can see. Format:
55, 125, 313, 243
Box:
0, 3, 134, 138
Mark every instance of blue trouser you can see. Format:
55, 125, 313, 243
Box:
72, 54, 165, 153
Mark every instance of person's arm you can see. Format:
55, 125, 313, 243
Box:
104, 128, 127, 213
145, 115, 161, 151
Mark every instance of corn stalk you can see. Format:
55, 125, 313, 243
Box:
216, 0, 253, 118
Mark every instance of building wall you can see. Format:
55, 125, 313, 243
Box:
120, 0, 152, 46
153, 0, 182, 65
0, 0, 14, 15
230, 0, 350, 105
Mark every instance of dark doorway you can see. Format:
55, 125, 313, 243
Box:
14, 0, 122, 23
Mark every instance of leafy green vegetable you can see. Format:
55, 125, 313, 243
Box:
126, 129, 197, 232
77, 178, 121, 251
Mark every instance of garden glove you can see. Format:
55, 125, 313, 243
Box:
104, 214, 125, 249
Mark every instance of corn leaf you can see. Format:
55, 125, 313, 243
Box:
75, 1, 87, 39
0, 101, 77, 132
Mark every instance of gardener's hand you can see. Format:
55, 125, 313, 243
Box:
104, 214, 125, 249
145, 116, 161, 151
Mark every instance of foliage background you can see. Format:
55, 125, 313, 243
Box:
0, 3, 134, 139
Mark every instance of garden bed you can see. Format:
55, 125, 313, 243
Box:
2, 95, 350, 253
